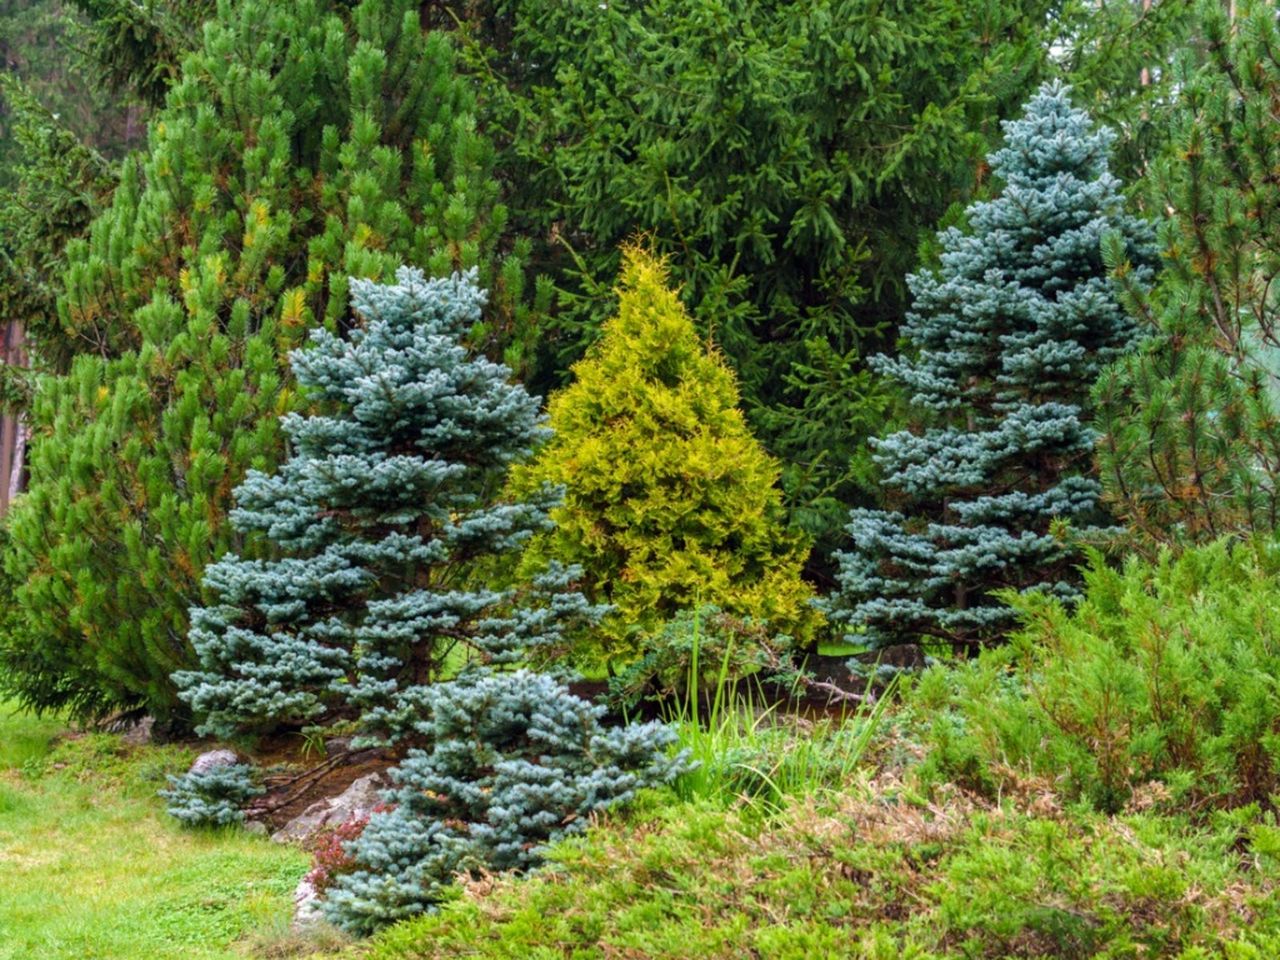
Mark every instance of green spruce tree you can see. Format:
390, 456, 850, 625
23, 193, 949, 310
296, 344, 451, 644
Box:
828, 83, 1156, 649
0, 0, 530, 722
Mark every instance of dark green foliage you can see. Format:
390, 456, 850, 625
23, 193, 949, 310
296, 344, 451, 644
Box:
911, 539, 1280, 815
1, 0, 524, 723
462, 0, 1061, 556
0, 1, 145, 173
828, 84, 1155, 649
1050, 0, 1201, 184
607, 606, 794, 710
69, 0, 214, 107
1095, 0, 1280, 548
444, 0, 1193, 563
0, 74, 115, 388
161, 760, 261, 826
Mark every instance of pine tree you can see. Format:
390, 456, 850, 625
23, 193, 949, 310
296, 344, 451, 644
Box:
1095, 0, 1280, 548
828, 83, 1156, 650
0, 0, 530, 723
511, 248, 815, 672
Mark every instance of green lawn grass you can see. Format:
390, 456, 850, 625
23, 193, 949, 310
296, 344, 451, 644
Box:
0, 703, 312, 960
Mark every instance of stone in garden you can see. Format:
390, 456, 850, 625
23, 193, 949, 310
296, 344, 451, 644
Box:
270, 772, 390, 845
292, 877, 324, 930
187, 748, 239, 775
120, 716, 155, 746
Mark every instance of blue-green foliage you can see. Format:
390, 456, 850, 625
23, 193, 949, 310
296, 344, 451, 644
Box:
324, 669, 685, 933
160, 762, 262, 827
174, 267, 599, 740
173, 266, 683, 929
828, 83, 1156, 648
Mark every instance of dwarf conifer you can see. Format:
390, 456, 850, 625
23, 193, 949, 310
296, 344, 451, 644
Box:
323, 668, 684, 933
512, 249, 815, 671
176, 267, 591, 740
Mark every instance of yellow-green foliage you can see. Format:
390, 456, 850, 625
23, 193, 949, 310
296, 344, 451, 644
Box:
514, 248, 816, 669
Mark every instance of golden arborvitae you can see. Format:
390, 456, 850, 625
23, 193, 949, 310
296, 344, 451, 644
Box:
515, 247, 816, 671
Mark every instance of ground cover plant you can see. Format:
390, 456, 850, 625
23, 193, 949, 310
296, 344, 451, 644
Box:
362, 775, 1280, 959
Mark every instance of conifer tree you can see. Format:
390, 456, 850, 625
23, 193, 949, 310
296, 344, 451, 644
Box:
828, 83, 1155, 649
176, 267, 591, 739
1095, 0, 1280, 547
323, 667, 684, 933
0, 0, 531, 722
173, 266, 684, 932
455, 0, 1192, 562
0, 74, 115, 398
512, 248, 815, 671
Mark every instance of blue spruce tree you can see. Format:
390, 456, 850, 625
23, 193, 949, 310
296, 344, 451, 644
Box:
828, 83, 1156, 649
174, 267, 591, 739
173, 267, 684, 927
323, 669, 684, 932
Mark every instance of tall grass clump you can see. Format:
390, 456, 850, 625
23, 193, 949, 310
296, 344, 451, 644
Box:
662, 608, 892, 815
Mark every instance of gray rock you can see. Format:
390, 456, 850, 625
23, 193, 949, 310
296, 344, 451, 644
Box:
188, 748, 240, 776
292, 877, 324, 930
120, 716, 155, 747
242, 819, 268, 837
271, 771, 390, 845
322, 735, 354, 756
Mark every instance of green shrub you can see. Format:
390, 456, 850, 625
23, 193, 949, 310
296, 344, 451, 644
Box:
511, 248, 817, 673
161, 762, 262, 827
910, 539, 1280, 814
607, 606, 796, 710
1, 0, 529, 724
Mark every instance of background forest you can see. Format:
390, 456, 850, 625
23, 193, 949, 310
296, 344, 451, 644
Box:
4, 1, 1280, 958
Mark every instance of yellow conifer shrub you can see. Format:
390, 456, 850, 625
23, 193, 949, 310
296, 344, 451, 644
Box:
514, 247, 817, 671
